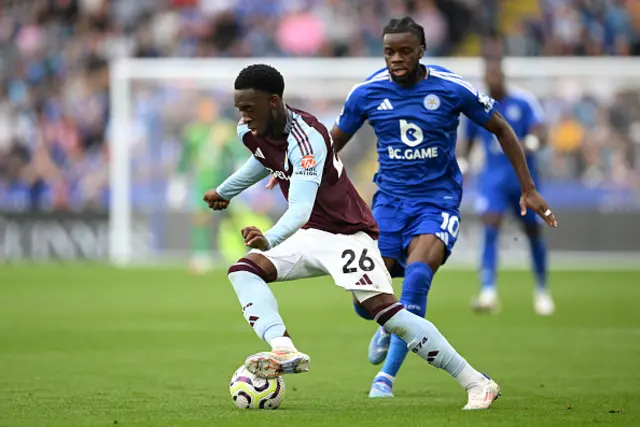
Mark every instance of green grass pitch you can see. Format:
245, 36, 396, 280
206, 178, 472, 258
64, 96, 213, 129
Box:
1, 265, 638, 427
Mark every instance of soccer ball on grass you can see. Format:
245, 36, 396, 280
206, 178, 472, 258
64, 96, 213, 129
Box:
229, 365, 285, 409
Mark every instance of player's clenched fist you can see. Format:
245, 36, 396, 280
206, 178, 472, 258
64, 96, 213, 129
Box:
241, 226, 269, 251
203, 189, 230, 211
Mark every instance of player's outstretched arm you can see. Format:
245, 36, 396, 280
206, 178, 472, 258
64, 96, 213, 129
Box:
446, 68, 556, 226
204, 156, 269, 209
484, 112, 557, 227
485, 112, 535, 191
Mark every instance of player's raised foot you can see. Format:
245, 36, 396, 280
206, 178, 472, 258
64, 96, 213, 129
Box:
472, 288, 500, 313
534, 290, 555, 316
462, 374, 500, 410
244, 349, 310, 379
368, 327, 391, 365
368, 375, 394, 398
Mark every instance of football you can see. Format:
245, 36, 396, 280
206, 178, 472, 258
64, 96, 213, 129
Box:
229, 365, 285, 409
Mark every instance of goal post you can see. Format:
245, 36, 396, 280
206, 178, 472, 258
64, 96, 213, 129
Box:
109, 57, 640, 267
109, 59, 132, 267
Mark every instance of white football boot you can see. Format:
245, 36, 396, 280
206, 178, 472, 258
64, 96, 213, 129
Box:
472, 288, 500, 313
534, 290, 555, 316
463, 374, 501, 410
245, 348, 310, 379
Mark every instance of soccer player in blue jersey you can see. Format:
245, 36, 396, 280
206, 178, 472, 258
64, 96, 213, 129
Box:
333, 18, 557, 398
459, 58, 555, 316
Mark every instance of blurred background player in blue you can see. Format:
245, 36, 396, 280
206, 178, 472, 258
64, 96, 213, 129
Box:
459, 58, 555, 316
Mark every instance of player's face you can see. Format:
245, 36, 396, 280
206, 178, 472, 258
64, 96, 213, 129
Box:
383, 32, 424, 82
484, 62, 504, 96
234, 89, 280, 137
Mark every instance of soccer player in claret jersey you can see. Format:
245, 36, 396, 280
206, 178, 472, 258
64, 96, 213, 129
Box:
204, 64, 501, 410
459, 58, 555, 316
330, 17, 558, 398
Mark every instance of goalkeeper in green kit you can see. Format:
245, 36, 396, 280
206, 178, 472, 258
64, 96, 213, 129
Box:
167, 97, 244, 273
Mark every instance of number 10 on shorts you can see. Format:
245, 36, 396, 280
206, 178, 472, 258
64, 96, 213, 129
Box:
437, 212, 460, 246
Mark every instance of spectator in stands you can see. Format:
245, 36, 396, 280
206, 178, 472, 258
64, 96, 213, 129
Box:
551, 112, 585, 179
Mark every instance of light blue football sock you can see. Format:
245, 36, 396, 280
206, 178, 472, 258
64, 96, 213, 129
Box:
380, 262, 433, 379
378, 307, 468, 379
228, 270, 287, 343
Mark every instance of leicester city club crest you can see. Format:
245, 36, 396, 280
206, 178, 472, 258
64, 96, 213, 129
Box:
424, 94, 440, 111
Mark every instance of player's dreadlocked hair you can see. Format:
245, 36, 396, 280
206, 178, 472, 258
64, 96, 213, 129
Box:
234, 64, 285, 97
382, 17, 426, 48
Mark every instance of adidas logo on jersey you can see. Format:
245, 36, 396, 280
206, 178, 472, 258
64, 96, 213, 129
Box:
377, 99, 393, 111
254, 147, 265, 159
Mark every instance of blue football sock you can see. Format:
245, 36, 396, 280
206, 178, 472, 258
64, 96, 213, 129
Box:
480, 224, 499, 291
380, 262, 433, 379
228, 270, 287, 343
528, 234, 548, 291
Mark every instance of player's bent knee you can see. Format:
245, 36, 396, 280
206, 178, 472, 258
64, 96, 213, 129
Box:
227, 256, 276, 283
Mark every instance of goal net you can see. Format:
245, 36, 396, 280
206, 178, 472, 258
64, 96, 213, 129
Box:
109, 58, 640, 267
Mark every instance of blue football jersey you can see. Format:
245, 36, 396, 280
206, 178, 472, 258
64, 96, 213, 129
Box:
336, 65, 497, 208
465, 87, 544, 175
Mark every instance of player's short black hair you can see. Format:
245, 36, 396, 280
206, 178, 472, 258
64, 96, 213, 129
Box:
234, 64, 285, 97
382, 16, 426, 48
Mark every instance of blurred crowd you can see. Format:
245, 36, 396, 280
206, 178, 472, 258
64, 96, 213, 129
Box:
0, 0, 639, 212
505, 0, 640, 56
542, 89, 640, 189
